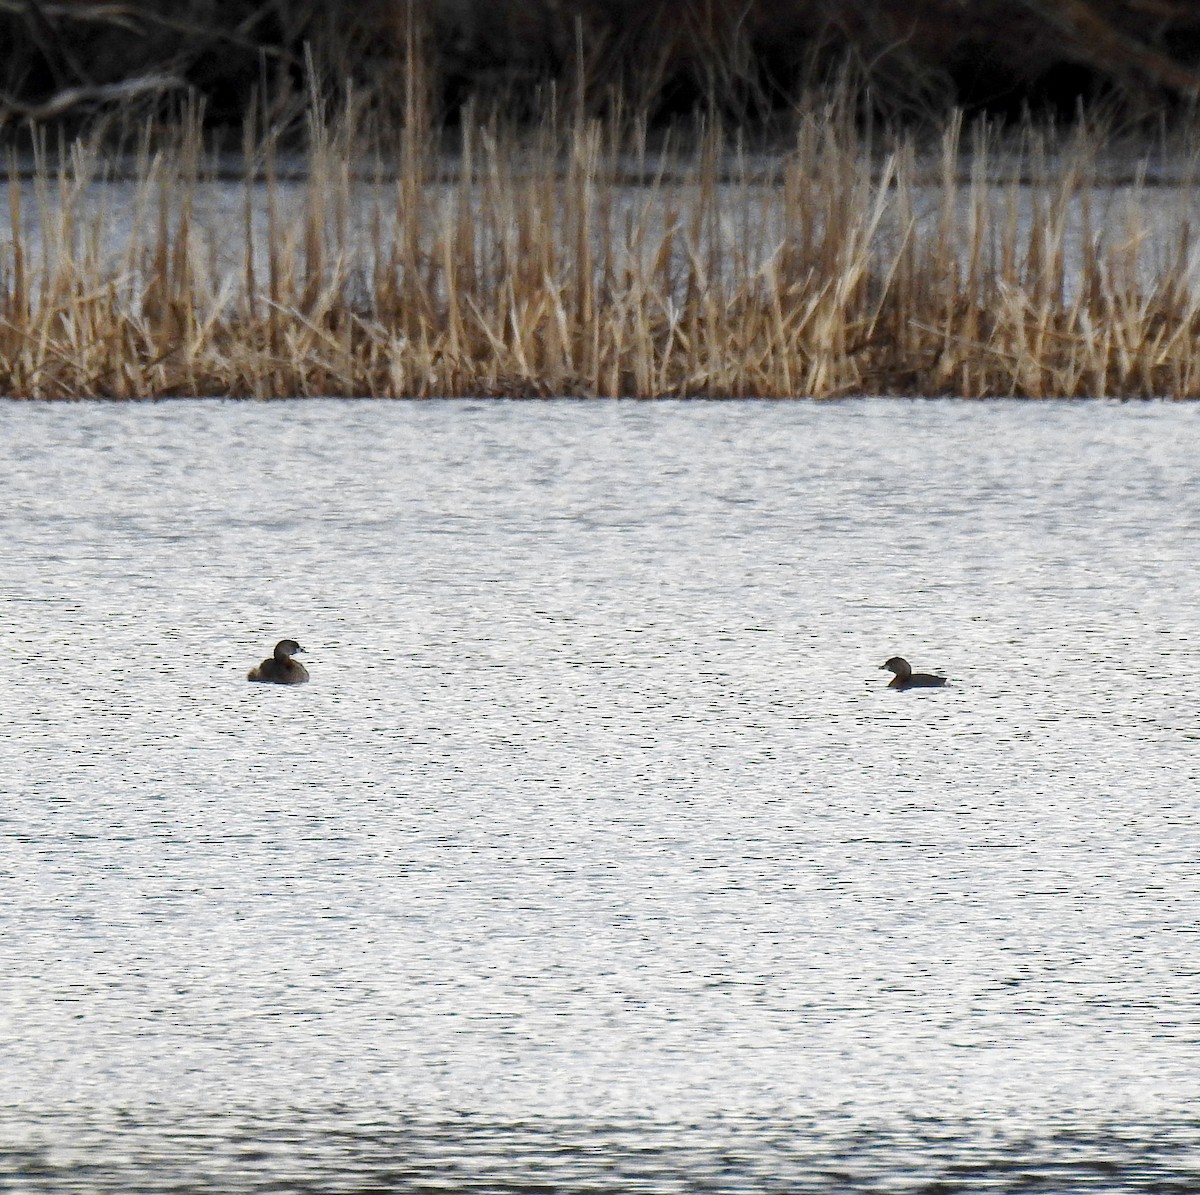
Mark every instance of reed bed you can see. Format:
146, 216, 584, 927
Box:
3, 103, 1200, 398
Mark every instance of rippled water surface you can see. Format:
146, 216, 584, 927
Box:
3, 399, 1200, 1193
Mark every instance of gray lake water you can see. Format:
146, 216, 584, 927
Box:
2, 398, 1199, 1193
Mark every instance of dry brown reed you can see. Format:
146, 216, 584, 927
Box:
3, 99, 1200, 399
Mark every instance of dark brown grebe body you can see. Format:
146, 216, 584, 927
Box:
880, 656, 946, 690
248, 639, 309, 684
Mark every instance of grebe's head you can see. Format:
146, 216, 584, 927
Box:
880, 656, 910, 676
274, 639, 305, 659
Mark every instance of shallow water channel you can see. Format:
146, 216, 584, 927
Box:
2, 398, 1200, 1193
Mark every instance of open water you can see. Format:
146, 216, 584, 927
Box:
2, 398, 1199, 1193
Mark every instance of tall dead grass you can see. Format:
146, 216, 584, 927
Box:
3, 100, 1200, 398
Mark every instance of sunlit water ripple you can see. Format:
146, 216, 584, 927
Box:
2, 398, 1199, 1193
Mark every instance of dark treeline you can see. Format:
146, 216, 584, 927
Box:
2, 0, 1199, 129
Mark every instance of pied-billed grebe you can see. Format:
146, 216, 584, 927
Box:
248, 639, 310, 685
880, 656, 946, 690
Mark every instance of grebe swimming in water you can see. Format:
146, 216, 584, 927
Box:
248, 639, 309, 684
880, 656, 946, 690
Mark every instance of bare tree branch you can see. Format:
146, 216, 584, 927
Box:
0, 73, 189, 121
1022, 0, 1200, 92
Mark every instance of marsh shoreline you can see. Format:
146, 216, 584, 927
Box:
4, 106, 1200, 401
